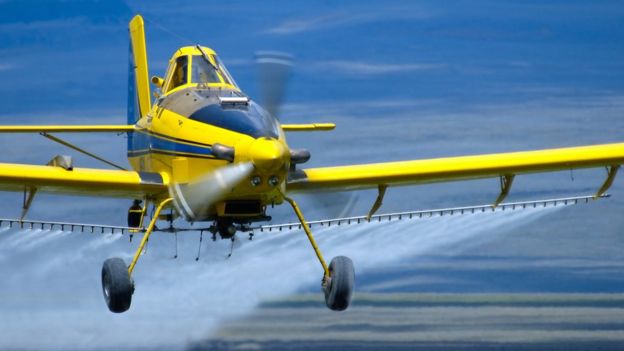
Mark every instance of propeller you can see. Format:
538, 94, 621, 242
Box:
255, 51, 293, 119
256, 51, 359, 218
170, 162, 254, 221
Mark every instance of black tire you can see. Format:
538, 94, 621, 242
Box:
324, 256, 355, 311
101, 257, 134, 313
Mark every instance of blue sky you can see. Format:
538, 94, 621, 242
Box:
1, 1, 623, 115
1, 1, 624, 349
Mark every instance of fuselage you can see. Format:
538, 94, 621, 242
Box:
127, 46, 290, 222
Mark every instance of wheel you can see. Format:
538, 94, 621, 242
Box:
101, 257, 134, 313
323, 256, 355, 311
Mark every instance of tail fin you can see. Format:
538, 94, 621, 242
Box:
127, 15, 151, 124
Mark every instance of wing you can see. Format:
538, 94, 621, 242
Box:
0, 125, 135, 133
0, 124, 166, 198
0, 162, 168, 198
288, 143, 624, 194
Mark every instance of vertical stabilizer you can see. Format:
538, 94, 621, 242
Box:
128, 15, 151, 124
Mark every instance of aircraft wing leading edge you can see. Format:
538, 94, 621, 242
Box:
288, 143, 624, 192
0, 162, 168, 198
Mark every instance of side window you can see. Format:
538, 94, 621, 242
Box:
212, 54, 237, 87
167, 56, 189, 91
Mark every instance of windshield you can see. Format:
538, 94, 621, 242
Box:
191, 54, 238, 88
192, 56, 221, 84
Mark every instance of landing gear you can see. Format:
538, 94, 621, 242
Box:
101, 198, 173, 313
323, 256, 355, 311
282, 195, 355, 311
101, 258, 133, 313
102, 195, 355, 313
216, 219, 236, 239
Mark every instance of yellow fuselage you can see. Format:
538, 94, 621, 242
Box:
127, 87, 290, 221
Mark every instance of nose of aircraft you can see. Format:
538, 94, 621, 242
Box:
249, 138, 286, 172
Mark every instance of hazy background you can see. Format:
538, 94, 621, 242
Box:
0, 1, 623, 350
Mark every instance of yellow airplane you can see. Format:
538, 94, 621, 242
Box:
1, 14, 623, 314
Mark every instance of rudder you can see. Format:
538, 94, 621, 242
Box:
127, 15, 151, 124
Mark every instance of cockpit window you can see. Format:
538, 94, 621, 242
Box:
190, 54, 238, 88
168, 55, 189, 91
192, 55, 221, 84
212, 54, 238, 88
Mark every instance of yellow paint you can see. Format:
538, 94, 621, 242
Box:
128, 198, 173, 275
0, 163, 168, 198
248, 138, 287, 173
172, 158, 190, 184
129, 102, 289, 208
160, 46, 239, 95
129, 15, 151, 117
288, 143, 624, 191
283, 195, 330, 278
281, 123, 336, 131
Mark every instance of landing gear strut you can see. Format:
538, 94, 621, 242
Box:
283, 196, 355, 311
101, 198, 173, 313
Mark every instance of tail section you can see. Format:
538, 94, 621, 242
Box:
128, 15, 151, 124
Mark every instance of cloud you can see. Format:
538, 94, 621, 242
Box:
0, 63, 15, 71
221, 57, 254, 68
265, 12, 375, 35
264, 9, 428, 35
318, 60, 446, 75
0, 18, 89, 31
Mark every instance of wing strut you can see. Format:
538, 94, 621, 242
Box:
493, 174, 515, 207
595, 165, 619, 198
367, 184, 387, 220
20, 186, 37, 220
40, 132, 127, 170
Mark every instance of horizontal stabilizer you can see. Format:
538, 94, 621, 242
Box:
281, 123, 335, 131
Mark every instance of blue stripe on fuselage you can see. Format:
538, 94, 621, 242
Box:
128, 130, 213, 158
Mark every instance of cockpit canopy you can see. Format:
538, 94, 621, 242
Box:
162, 46, 238, 94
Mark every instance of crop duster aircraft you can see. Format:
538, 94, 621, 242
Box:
0, 15, 623, 313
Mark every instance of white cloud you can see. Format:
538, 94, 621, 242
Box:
265, 12, 376, 35
265, 9, 428, 35
0, 63, 15, 71
221, 58, 254, 68
319, 60, 446, 75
